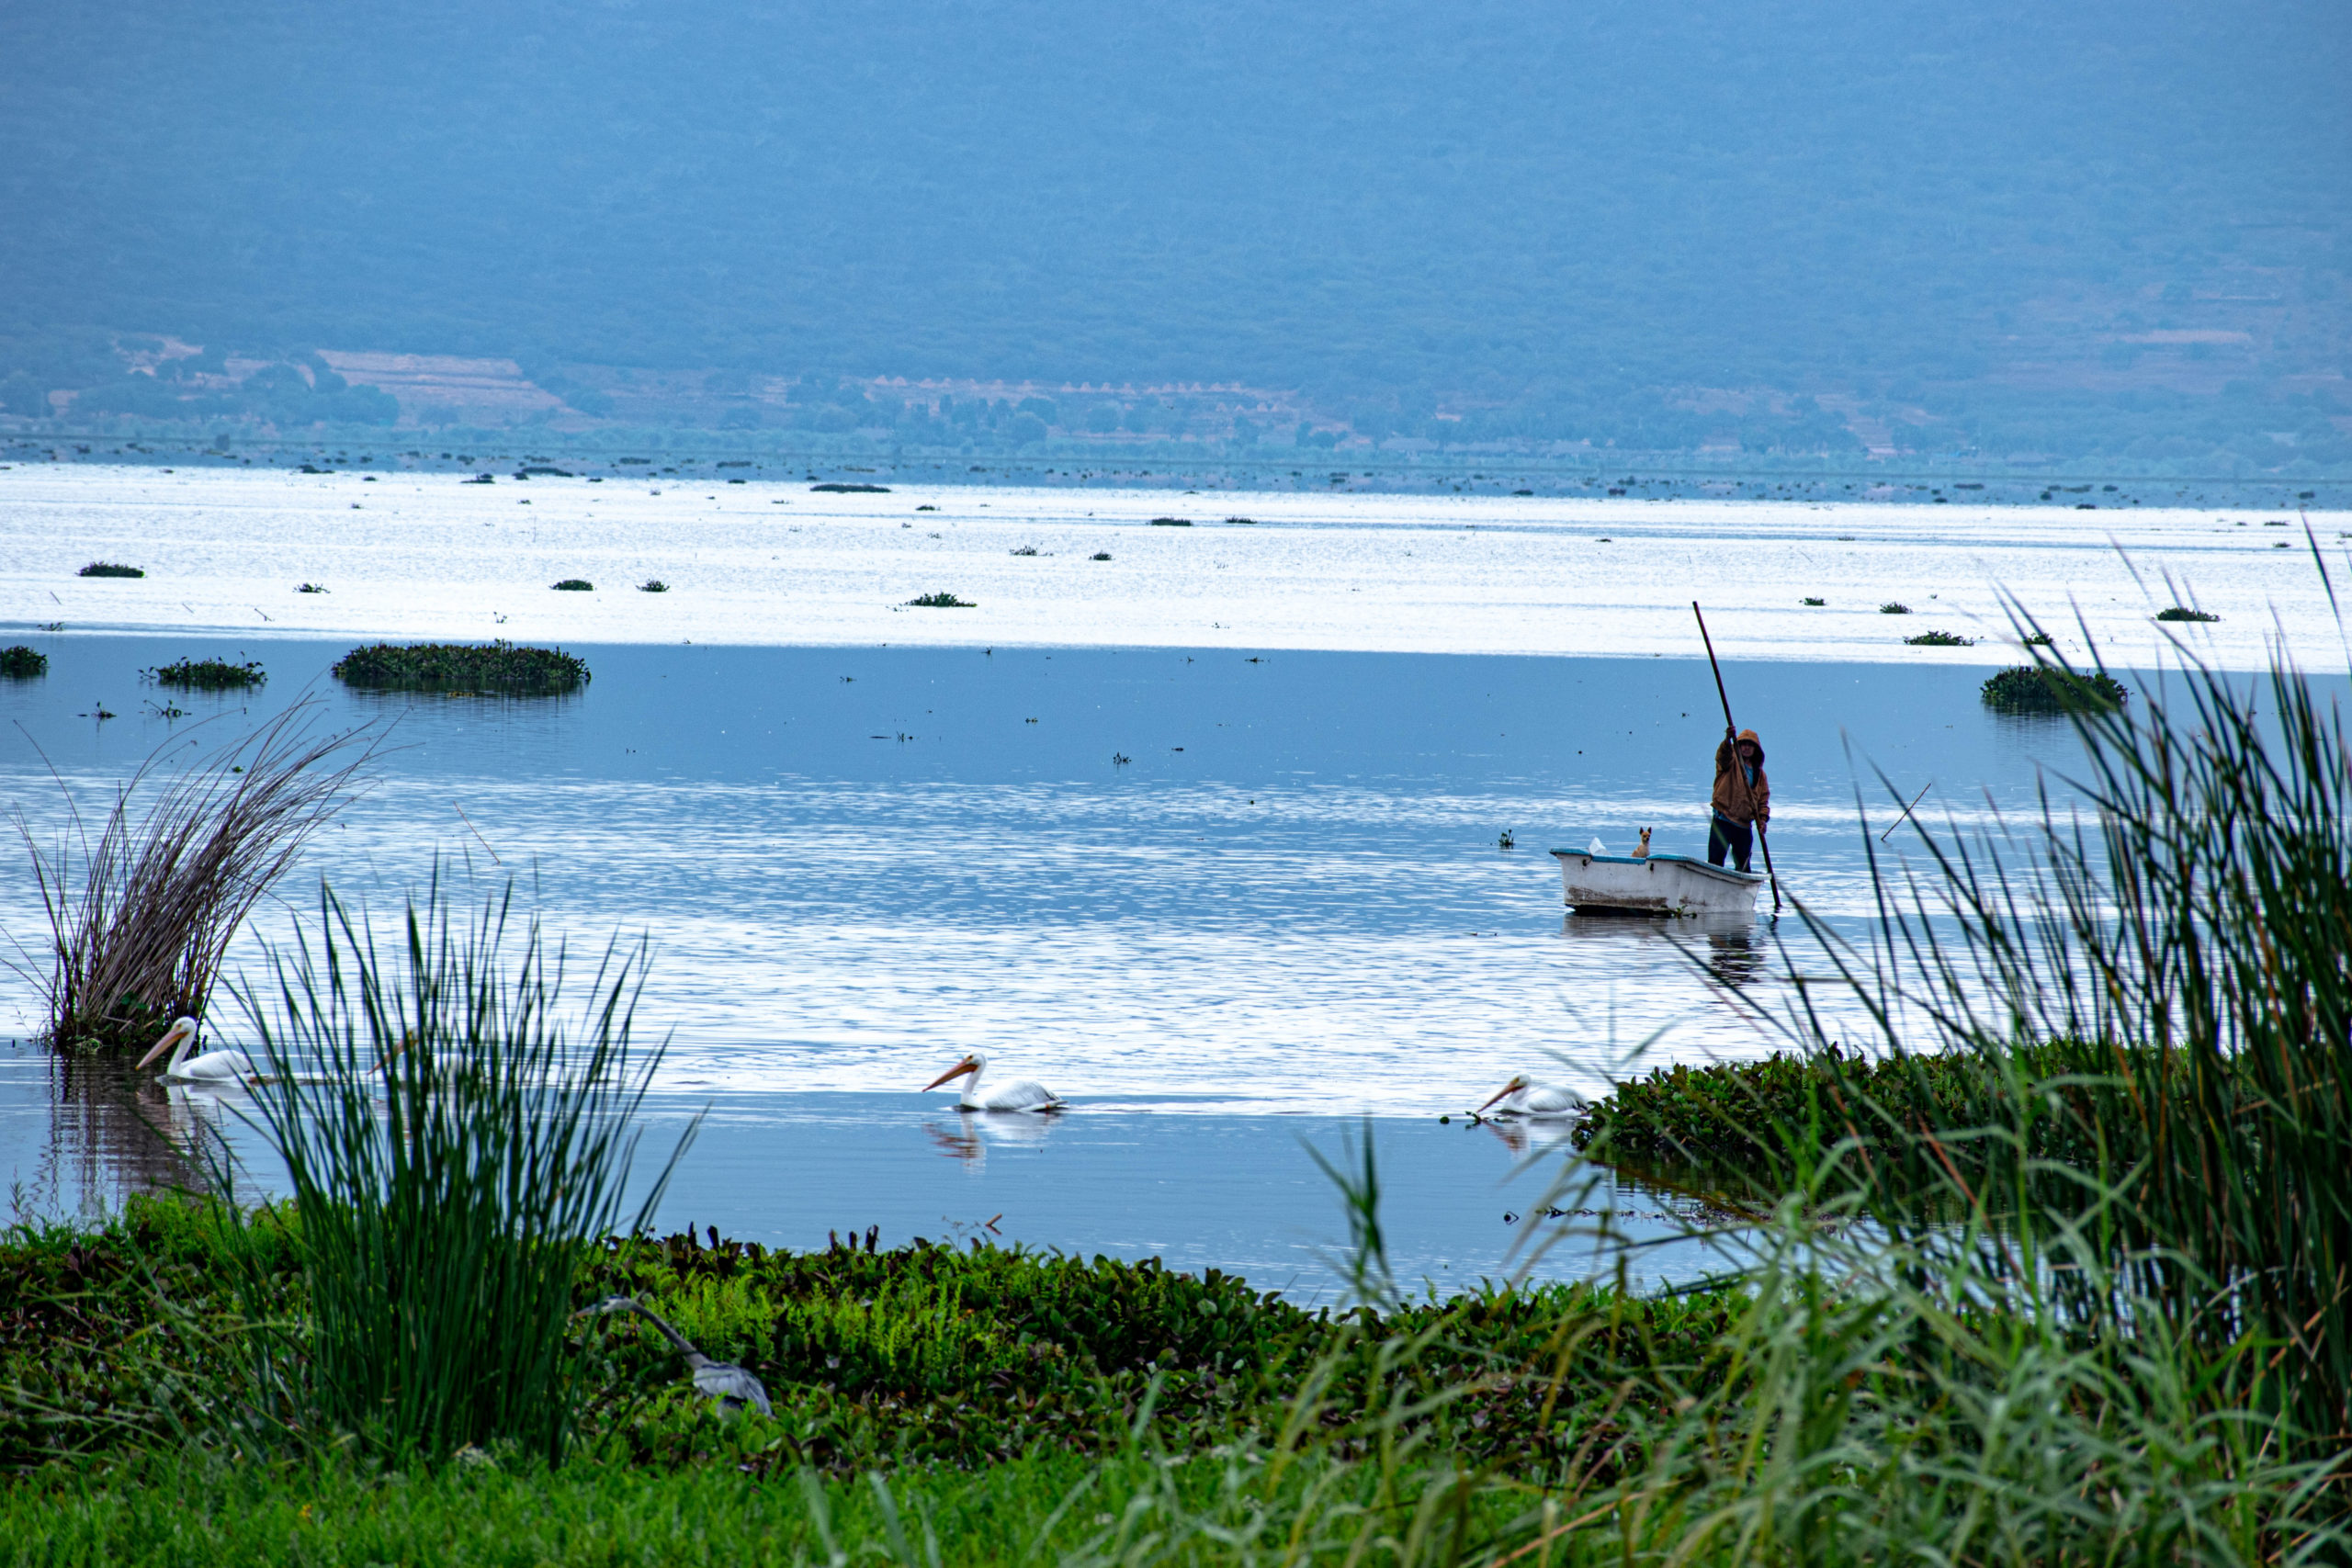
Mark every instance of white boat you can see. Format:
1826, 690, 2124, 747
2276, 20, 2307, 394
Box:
1549, 849, 1763, 916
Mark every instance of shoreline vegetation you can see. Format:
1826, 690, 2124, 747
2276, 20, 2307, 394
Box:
328, 639, 590, 695
5, 635, 2349, 1563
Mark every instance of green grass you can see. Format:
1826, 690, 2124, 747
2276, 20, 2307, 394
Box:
1981, 662, 2128, 713
77, 561, 143, 579
143, 656, 265, 690
0, 645, 45, 678
329, 640, 590, 695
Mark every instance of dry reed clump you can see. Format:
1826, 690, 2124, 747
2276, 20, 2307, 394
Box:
9, 702, 379, 1055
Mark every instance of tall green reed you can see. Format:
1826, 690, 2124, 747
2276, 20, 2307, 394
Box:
1746, 604, 2352, 1473
232, 873, 694, 1465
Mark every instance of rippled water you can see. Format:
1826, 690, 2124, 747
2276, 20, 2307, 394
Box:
0, 634, 2092, 1283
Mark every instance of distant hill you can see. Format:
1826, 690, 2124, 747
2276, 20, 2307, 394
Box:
0, 0, 2344, 470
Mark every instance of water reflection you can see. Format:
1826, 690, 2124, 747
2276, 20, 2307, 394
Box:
923, 1109, 1059, 1167
1555, 909, 1771, 1001
1478, 1114, 1580, 1158
8, 1052, 236, 1218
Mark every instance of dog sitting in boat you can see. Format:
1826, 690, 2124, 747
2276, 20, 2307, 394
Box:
1632, 827, 1652, 859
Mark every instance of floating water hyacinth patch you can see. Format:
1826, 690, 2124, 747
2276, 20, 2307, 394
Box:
552, 579, 594, 592
332, 640, 589, 695
78, 561, 143, 578
1880, 602, 1912, 615
146, 656, 266, 690
2156, 605, 2220, 623
907, 592, 975, 608
1148, 517, 1192, 526
1091, 552, 1113, 561
297, 582, 329, 593
0, 646, 47, 679
1801, 597, 1825, 606
638, 580, 669, 592
1905, 630, 1973, 647
1981, 664, 2128, 714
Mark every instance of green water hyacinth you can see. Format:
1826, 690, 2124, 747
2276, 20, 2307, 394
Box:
1981, 663, 2127, 713
332, 639, 590, 694
145, 656, 265, 690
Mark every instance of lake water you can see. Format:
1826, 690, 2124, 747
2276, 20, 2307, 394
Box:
0, 629, 2107, 1292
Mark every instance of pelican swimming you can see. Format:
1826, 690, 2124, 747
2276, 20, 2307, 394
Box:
135, 1017, 259, 1087
923, 1051, 1062, 1111
580, 1296, 772, 1416
1477, 1074, 1586, 1119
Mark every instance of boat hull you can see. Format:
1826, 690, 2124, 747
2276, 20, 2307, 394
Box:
1550, 850, 1762, 916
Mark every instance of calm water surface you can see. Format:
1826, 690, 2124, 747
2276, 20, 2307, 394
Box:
0, 636, 2089, 1286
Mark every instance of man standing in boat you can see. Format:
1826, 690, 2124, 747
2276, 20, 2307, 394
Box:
1709, 728, 1769, 873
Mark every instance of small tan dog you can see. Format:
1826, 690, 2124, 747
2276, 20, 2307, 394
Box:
1632, 827, 1653, 858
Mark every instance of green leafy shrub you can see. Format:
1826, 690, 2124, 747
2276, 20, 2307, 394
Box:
331, 640, 590, 695
1981, 663, 2128, 713
78, 561, 143, 579
0, 645, 46, 678
145, 656, 265, 690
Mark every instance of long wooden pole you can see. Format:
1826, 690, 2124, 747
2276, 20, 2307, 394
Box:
1691, 603, 1781, 914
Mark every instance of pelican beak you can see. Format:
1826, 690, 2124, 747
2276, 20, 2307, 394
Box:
923, 1055, 978, 1092
137, 1021, 192, 1070
1476, 1078, 1522, 1113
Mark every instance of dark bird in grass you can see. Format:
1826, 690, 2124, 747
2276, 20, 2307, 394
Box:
581, 1296, 773, 1416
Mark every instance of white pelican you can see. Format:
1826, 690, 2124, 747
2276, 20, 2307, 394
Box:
580, 1297, 772, 1416
135, 1017, 259, 1088
1477, 1074, 1586, 1119
923, 1051, 1062, 1111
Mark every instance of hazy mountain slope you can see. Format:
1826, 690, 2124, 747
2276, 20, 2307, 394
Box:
1, 1, 2344, 455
